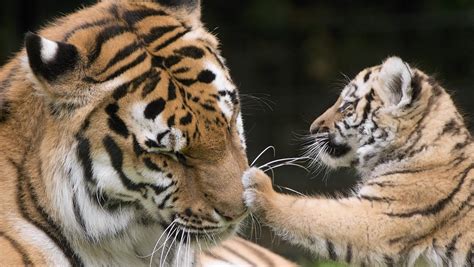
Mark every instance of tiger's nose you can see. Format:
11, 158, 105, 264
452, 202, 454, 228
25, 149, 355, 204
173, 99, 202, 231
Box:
214, 208, 247, 222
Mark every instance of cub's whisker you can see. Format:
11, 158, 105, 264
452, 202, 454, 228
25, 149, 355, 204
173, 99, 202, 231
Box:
275, 185, 306, 196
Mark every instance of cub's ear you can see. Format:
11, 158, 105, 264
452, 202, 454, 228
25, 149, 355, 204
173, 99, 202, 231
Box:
378, 56, 413, 108
25, 32, 79, 82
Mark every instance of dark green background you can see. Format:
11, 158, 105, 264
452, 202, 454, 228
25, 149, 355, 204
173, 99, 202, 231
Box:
1, 0, 473, 264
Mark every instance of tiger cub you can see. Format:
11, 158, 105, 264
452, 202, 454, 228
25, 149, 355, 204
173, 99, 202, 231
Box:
243, 57, 473, 266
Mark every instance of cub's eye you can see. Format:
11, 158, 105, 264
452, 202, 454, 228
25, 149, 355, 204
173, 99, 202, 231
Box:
338, 102, 354, 113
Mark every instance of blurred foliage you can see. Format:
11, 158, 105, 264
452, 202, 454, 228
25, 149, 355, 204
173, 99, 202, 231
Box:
1, 0, 473, 264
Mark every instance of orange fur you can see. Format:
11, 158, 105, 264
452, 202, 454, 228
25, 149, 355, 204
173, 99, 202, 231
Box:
244, 57, 473, 266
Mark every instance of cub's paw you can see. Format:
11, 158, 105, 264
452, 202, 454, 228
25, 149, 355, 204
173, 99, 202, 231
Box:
242, 167, 275, 214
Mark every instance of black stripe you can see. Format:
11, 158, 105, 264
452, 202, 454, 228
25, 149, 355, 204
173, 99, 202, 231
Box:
76, 135, 95, 184
102, 136, 170, 196
105, 103, 129, 138
326, 239, 338, 261
334, 123, 346, 138
175, 78, 196, 86
363, 71, 371, 82
385, 163, 474, 218
358, 90, 373, 126
440, 119, 460, 136
345, 243, 352, 263
98, 42, 141, 75
63, 19, 112, 41
445, 234, 461, 263
453, 137, 470, 151
359, 195, 395, 202
221, 245, 257, 266
144, 98, 166, 120
164, 55, 182, 68
102, 135, 142, 191
172, 67, 190, 74
167, 115, 175, 127
154, 29, 190, 52
122, 8, 168, 25
179, 112, 193, 125
384, 255, 394, 267
175, 46, 205, 59
86, 52, 148, 84
11, 159, 83, 266
205, 46, 226, 70
233, 238, 275, 267
143, 25, 179, 44
133, 135, 144, 157
142, 70, 162, 98
167, 79, 177, 100
0, 65, 18, 123
157, 130, 170, 144
158, 192, 173, 209
466, 243, 473, 266
203, 251, 233, 264
88, 25, 129, 65
0, 99, 11, 123
0, 231, 33, 265
374, 167, 431, 178
410, 72, 423, 104
366, 181, 397, 187
143, 158, 163, 172
72, 193, 87, 234
112, 70, 153, 100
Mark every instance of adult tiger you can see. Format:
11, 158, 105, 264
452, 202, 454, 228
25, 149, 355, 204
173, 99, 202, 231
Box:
244, 57, 473, 266
0, 0, 294, 266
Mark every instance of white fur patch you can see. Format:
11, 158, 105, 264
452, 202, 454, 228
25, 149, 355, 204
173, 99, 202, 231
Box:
204, 61, 235, 119
10, 218, 71, 266
130, 102, 186, 152
236, 113, 247, 150
379, 56, 413, 107
242, 168, 260, 208
40, 37, 59, 63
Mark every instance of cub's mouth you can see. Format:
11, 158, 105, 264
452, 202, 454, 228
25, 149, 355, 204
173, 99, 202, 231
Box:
319, 133, 352, 158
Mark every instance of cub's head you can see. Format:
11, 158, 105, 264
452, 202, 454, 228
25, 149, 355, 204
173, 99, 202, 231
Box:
308, 56, 453, 174
23, 0, 247, 243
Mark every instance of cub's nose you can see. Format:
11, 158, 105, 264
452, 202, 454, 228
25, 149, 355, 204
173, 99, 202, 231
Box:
310, 120, 329, 135
310, 125, 320, 135
310, 119, 324, 135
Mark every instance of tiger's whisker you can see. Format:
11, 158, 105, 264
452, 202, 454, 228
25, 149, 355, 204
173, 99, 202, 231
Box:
251, 146, 276, 167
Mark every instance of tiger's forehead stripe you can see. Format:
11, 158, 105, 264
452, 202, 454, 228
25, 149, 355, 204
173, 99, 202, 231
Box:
54, 1, 239, 133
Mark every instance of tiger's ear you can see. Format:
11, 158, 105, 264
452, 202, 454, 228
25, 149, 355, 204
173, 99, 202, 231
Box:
378, 56, 413, 109
25, 32, 79, 82
155, 0, 200, 11
153, 0, 201, 25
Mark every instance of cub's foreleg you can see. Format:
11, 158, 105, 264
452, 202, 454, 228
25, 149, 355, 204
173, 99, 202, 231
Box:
243, 168, 437, 266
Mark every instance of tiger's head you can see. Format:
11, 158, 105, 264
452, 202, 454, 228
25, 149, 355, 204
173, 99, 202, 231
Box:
21, 0, 247, 248
308, 56, 450, 175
